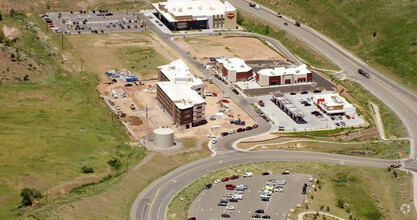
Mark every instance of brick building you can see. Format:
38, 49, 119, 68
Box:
215, 58, 253, 83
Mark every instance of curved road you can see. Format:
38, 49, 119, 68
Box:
131, 2, 417, 219
131, 150, 399, 220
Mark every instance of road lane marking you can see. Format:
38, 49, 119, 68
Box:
147, 152, 395, 219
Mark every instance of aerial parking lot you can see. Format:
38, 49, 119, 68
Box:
188, 173, 313, 220
43, 11, 147, 34
250, 91, 366, 132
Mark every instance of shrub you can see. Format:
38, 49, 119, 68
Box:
320, 205, 324, 210
81, 166, 94, 173
107, 158, 122, 170
337, 198, 345, 209
19, 188, 42, 206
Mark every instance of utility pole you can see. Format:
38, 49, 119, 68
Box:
145, 105, 149, 147
61, 31, 64, 51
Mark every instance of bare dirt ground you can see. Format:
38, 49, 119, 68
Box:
97, 79, 256, 140
66, 32, 177, 82
2, 26, 20, 40
174, 35, 287, 63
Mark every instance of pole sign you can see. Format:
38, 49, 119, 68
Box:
227, 13, 235, 19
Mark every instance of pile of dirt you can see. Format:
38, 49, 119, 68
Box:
129, 116, 143, 126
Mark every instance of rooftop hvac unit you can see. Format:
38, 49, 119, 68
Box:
178, 8, 182, 12
188, 7, 192, 10
240, 65, 244, 68
296, 70, 300, 73
198, 6, 202, 10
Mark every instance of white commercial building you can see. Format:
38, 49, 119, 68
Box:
152, 0, 237, 30
156, 81, 206, 129
255, 64, 313, 87
158, 59, 204, 96
215, 58, 253, 83
312, 93, 356, 115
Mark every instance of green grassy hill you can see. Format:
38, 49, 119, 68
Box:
254, 0, 417, 92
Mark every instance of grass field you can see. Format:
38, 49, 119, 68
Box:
27, 140, 211, 219
254, 0, 417, 92
247, 139, 410, 159
168, 162, 415, 220
0, 12, 152, 219
238, 12, 340, 71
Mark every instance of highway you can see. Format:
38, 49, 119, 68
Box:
131, 1, 417, 219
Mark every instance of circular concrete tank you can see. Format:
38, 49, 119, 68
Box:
153, 128, 174, 149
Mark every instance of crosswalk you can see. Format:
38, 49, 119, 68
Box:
216, 150, 236, 155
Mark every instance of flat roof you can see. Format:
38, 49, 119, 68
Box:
157, 81, 205, 109
158, 59, 203, 87
275, 96, 304, 117
217, 58, 252, 72
153, 0, 235, 22
257, 64, 311, 77
314, 93, 353, 108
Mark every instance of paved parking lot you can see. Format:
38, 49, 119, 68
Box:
44, 11, 148, 34
249, 91, 366, 132
188, 173, 313, 220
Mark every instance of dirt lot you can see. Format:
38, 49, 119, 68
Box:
66, 32, 177, 81
174, 35, 287, 63
97, 79, 255, 140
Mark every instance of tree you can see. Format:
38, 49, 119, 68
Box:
265, 25, 270, 35
236, 10, 244, 25
20, 188, 42, 206
337, 198, 344, 209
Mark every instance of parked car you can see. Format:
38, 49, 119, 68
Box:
282, 171, 290, 175
252, 124, 258, 128
262, 215, 271, 219
205, 184, 212, 189
255, 209, 265, 214
276, 13, 282, 18
261, 197, 270, 202
230, 175, 239, 180
246, 126, 253, 131
222, 132, 229, 137
187, 217, 196, 220
226, 206, 235, 210
212, 139, 217, 144
243, 172, 253, 178
301, 91, 308, 94
218, 202, 227, 206
222, 177, 230, 182
221, 99, 230, 103
258, 100, 265, 107
207, 134, 216, 138
262, 172, 270, 176
229, 198, 238, 202
237, 128, 245, 132
228, 130, 236, 134
252, 214, 262, 218
214, 179, 221, 184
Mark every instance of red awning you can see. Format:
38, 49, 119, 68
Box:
285, 79, 291, 82
297, 78, 306, 81
307, 76, 312, 79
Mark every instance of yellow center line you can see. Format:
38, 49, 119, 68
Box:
147, 153, 391, 219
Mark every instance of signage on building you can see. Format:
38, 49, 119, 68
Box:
227, 13, 235, 19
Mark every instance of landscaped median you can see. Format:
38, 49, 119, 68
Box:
167, 162, 415, 220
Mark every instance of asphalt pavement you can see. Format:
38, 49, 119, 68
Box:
130, 1, 417, 219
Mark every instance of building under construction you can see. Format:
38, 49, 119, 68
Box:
271, 91, 306, 124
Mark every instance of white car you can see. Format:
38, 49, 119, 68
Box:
228, 130, 236, 134
226, 206, 235, 210
116, 105, 121, 111
243, 172, 253, 178
207, 134, 216, 138
309, 177, 314, 182
212, 139, 217, 144
275, 187, 284, 192
214, 179, 221, 184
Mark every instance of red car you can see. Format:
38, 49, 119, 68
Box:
221, 177, 230, 182
212, 92, 217, 97
237, 128, 245, 132
252, 124, 258, 128
258, 100, 265, 107
230, 175, 239, 180
346, 115, 351, 119
221, 99, 229, 103
226, 184, 236, 190
282, 171, 290, 175
187, 218, 196, 220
